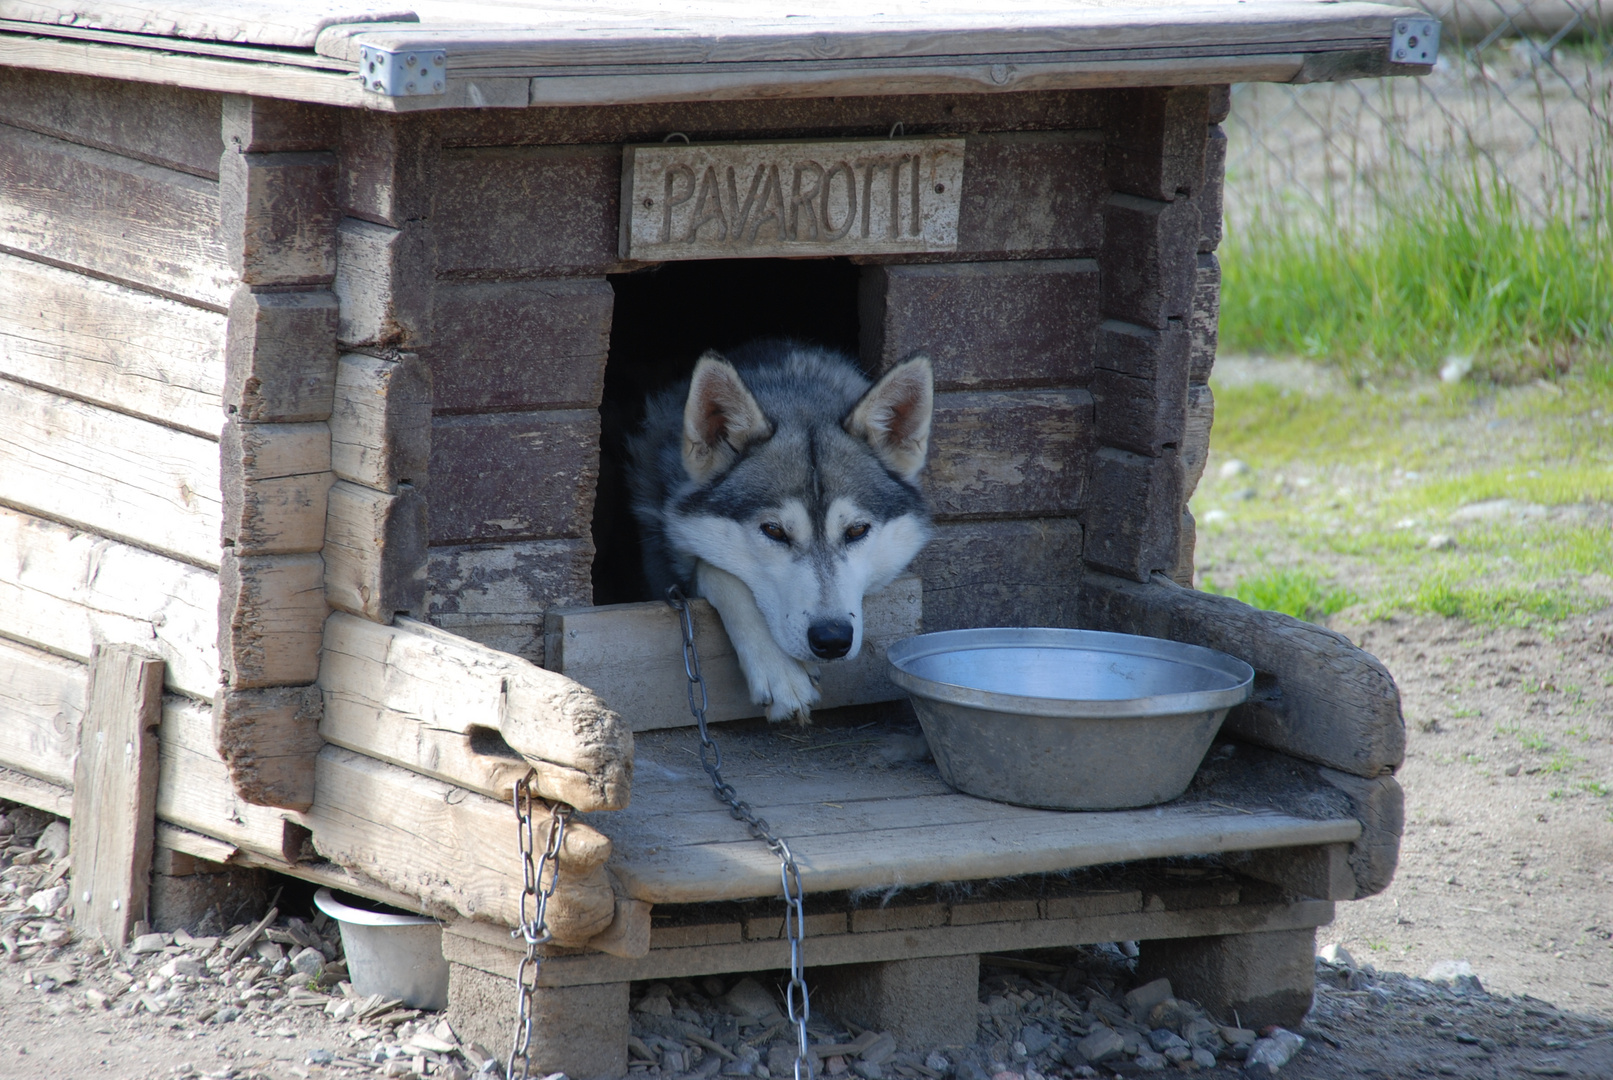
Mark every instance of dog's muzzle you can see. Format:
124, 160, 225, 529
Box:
807, 619, 854, 660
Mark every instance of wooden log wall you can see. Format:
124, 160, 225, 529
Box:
214, 95, 342, 812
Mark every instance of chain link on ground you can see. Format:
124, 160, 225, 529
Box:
666, 586, 814, 1080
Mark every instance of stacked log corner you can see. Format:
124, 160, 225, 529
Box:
215, 96, 343, 812
1080, 86, 1215, 584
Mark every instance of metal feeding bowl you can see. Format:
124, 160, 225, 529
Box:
886, 628, 1255, 810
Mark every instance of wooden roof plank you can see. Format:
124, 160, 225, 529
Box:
5, 0, 416, 49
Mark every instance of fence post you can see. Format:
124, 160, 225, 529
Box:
68, 644, 165, 946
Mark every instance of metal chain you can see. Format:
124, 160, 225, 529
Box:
509, 773, 571, 1080
667, 586, 814, 1080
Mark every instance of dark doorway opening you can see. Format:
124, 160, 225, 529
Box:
592, 258, 863, 604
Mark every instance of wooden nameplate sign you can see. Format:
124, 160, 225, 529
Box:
620, 138, 965, 261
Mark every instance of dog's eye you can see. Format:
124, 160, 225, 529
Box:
844, 522, 871, 542
760, 522, 790, 544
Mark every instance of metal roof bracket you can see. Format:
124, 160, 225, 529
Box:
1389, 17, 1440, 65
358, 44, 447, 96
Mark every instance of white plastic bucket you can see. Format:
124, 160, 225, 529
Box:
314, 888, 449, 1011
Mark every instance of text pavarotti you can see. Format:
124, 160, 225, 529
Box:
621, 138, 965, 260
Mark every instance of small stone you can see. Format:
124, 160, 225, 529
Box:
289, 947, 325, 977
1181, 1019, 1219, 1049
307, 1050, 335, 1066
925, 1053, 952, 1076
1427, 533, 1456, 551
1148, 1030, 1188, 1053
1191, 1047, 1216, 1068
1506, 763, 1522, 776
216, 1006, 242, 1023
1440, 355, 1473, 383
721, 978, 784, 1022
851, 1061, 881, 1080
1075, 1026, 1125, 1065
826, 1055, 848, 1076
26, 886, 67, 915
989, 1072, 1022, 1080
1317, 944, 1356, 969
39, 922, 71, 947
1220, 1027, 1258, 1046
1123, 979, 1173, 1019
159, 957, 206, 979
1164, 1046, 1192, 1063
634, 994, 673, 1016
1244, 1029, 1304, 1074
859, 1033, 896, 1066
1019, 1024, 1054, 1057
84, 988, 110, 1009
131, 933, 168, 955
36, 821, 70, 862
1133, 1050, 1167, 1072
1147, 999, 1196, 1033
254, 940, 285, 963
1219, 459, 1251, 479
1011, 1041, 1028, 1062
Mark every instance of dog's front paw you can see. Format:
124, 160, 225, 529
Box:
749, 656, 820, 725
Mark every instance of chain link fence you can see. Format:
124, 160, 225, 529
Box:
1224, 0, 1611, 228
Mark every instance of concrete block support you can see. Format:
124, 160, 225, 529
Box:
1136, 926, 1318, 1030
148, 849, 269, 933
447, 961, 629, 1080
813, 954, 980, 1051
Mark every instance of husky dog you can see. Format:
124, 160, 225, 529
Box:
628, 339, 934, 723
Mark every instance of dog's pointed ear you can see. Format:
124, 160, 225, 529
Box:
682, 351, 772, 480
845, 353, 933, 483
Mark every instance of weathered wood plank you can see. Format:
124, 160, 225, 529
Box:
447, 898, 1337, 990
1189, 253, 1221, 384
318, 613, 632, 813
323, 481, 428, 621
0, 765, 73, 818
0, 122, 230, 307
865, 259, 1099, 390
926, 389, 1093, 519
221, 420, 333, 556
440, 92, 1107, 150
0, 506, 219, 700
1077, 572, 1406, 779
433, 144, 621, 277
1181, 383, 1215, 501
8, 1, 416, 50
155, 693, 299, 862
0, 66, 222, 178
0, 251, 226, 438
1319, 768, 1403, 899
1082, 447, 1182, 582
912, 517, 1084, 632
69, 644, 163, 946
339, 110, 438, 228
305, 745, 616, 943
218, 552, 326, 690
544, 575, 920, 733
620, 138, 965, 261
224, 285, 340, 424
330, 352, 431, 492
221, 93, 339, 154
0, 635, 84, 788
430, 279, 611, 413
333, 217, 432, 349
213, 684, 323, 812
0, 376, 222, 568
1225, 843, 1358, 902
425, 539, 594, 665
220, 148, 339, 287
428, 409, 599, 545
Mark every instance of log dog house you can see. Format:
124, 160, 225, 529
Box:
0, 1, 1433, 1074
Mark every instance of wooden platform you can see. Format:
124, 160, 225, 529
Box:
590, 714, 1362, 906
444, 858, 1336, 988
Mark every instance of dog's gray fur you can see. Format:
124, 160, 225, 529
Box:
628, 338, 934, 722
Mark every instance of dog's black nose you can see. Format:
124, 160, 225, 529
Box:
808, 619, 854, 659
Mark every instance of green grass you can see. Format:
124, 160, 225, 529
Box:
1203, 568, 1357, 621
1219, 168, 1613, 380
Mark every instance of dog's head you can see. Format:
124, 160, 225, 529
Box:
668, 349, 934, 663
